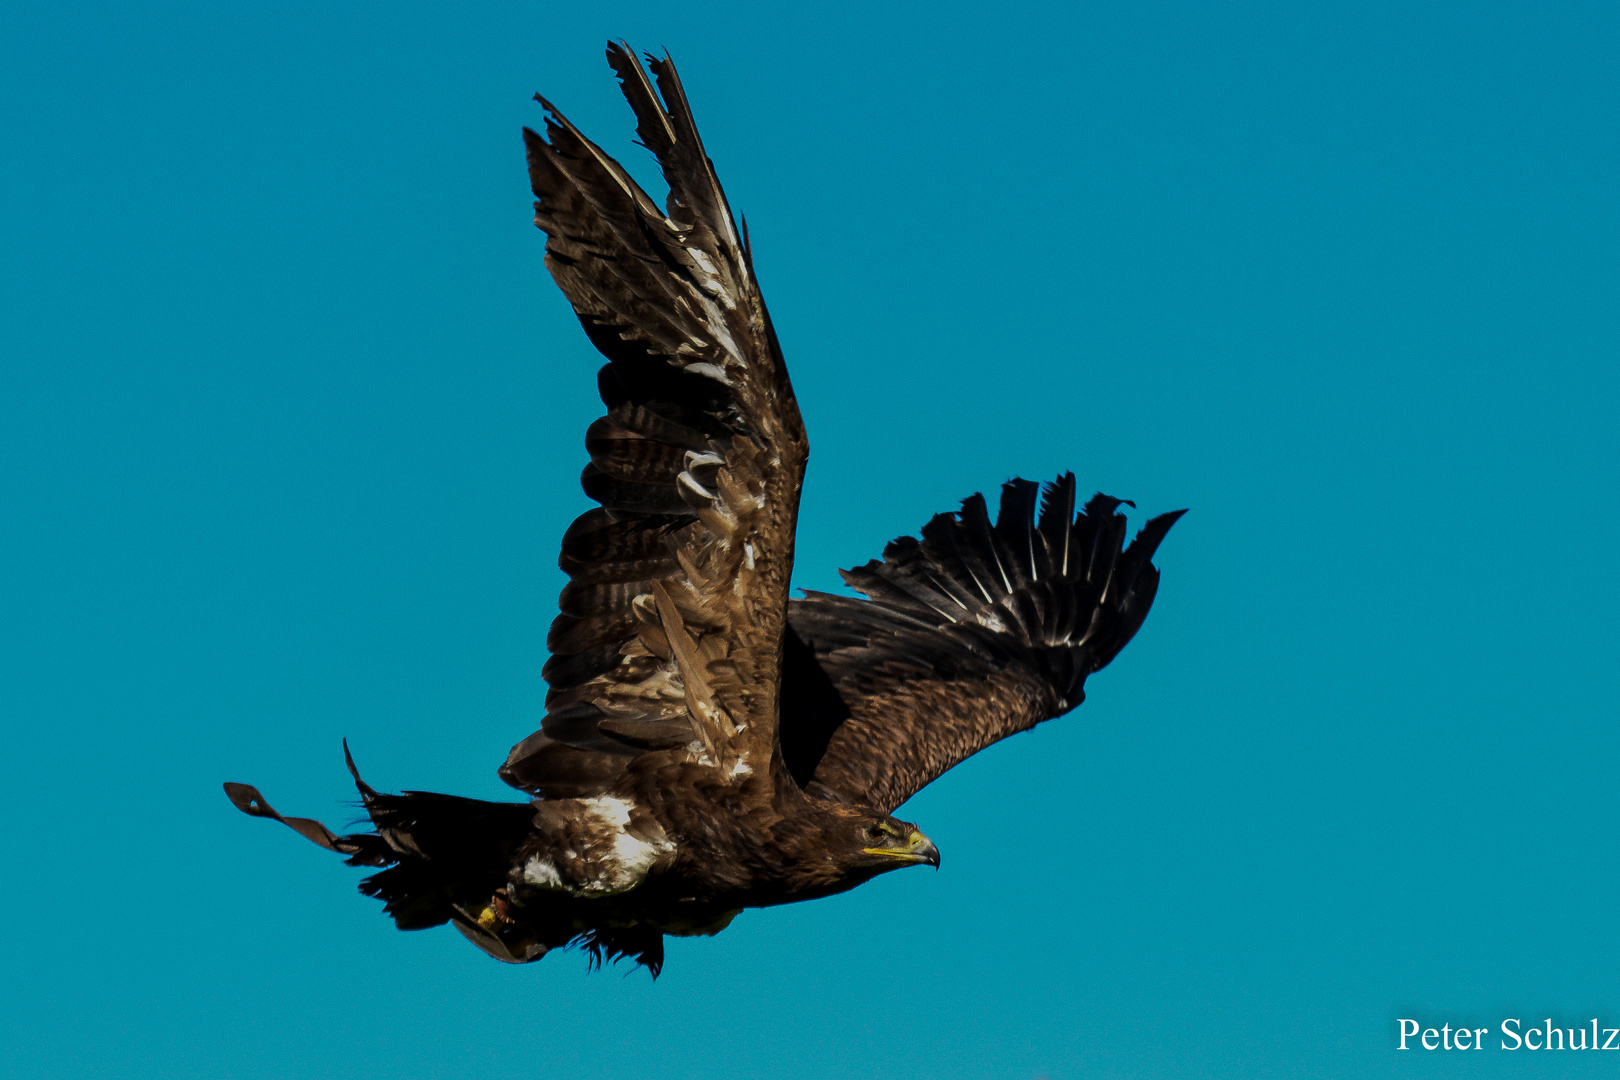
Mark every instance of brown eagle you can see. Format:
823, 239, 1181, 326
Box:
225, 42, 1184, 976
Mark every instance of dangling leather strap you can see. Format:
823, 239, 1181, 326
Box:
222, 780, 360, 855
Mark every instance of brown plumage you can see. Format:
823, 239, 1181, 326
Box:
224, 42, 1183, 976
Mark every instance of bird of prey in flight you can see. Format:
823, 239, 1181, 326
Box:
226, 41, 1183, 976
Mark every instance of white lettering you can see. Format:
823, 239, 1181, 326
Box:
1390, 1016, 1620, 1051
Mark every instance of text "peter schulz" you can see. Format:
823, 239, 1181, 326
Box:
1398, 1019, 1619, 1050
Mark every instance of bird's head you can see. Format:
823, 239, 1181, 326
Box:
846, 811, 941, 872
774, 801, 941, 897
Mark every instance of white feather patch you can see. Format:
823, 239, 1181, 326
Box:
523, 857, 564, 890
694, 294, 747, 368
685, 247, 727, 301
579, 796, 674, 894
523, 798, 676, 898
683, 362, 732, 384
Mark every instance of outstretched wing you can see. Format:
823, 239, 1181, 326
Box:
782, 474, 1183, 814
500, 43, 806, 798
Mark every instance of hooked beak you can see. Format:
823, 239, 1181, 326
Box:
865, 829, 941, 868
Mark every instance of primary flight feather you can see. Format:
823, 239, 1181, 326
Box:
225, 42, 1184, 976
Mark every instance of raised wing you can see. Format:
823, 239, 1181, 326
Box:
500, 43, 806, 798
783, 474, 1182, 814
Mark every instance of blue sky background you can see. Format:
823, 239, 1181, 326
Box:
2, 1, 1617, 1077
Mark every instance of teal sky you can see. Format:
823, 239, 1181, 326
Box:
3, 2, 1617, 1077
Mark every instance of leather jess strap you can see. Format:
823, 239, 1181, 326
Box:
222, 780, 371, 860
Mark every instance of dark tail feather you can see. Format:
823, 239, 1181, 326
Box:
224, 744, 536, 940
